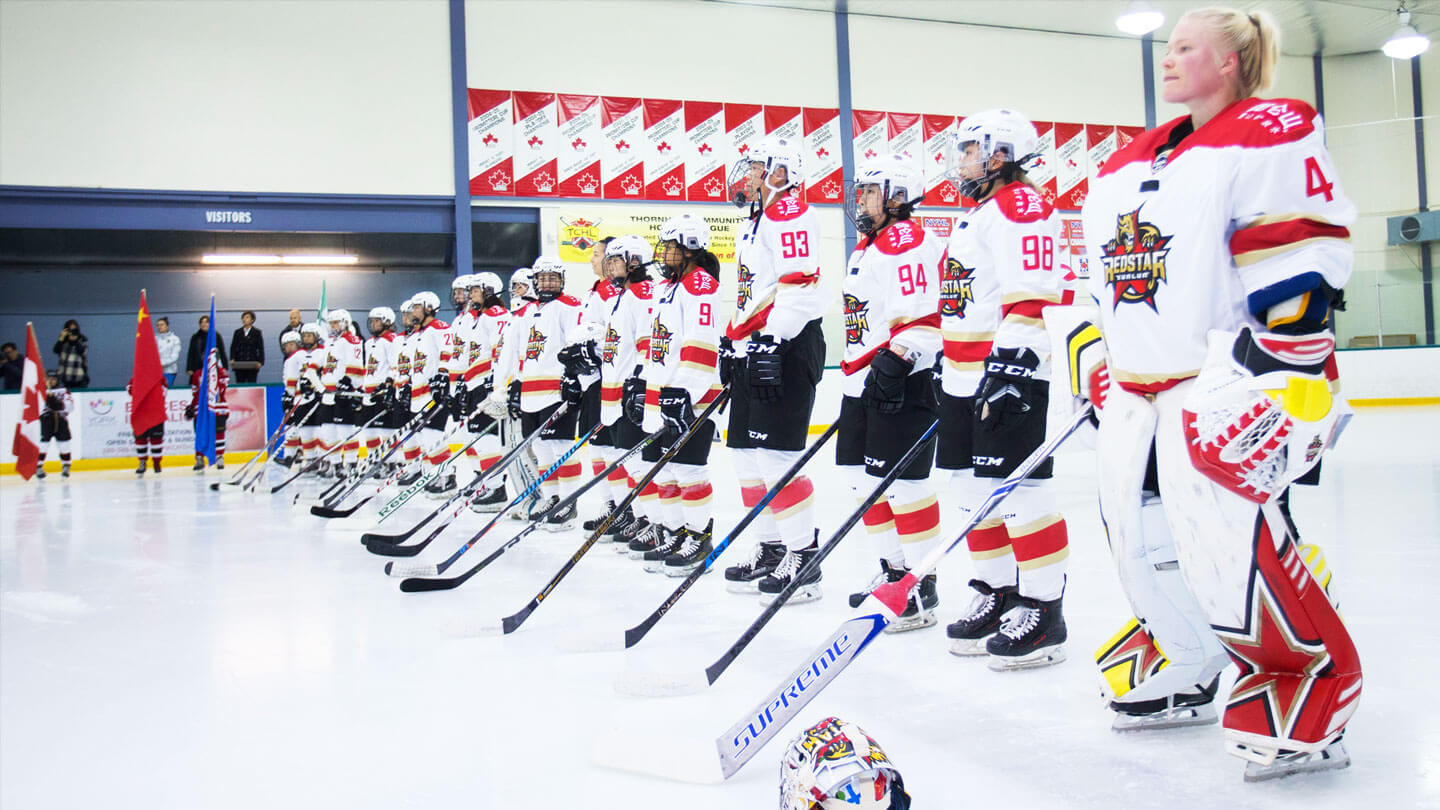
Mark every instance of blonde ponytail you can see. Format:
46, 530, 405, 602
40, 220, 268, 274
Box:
1183, 7, 1281, 98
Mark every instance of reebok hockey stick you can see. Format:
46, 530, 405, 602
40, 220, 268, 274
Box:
622, 421, 841, 649
210, 398, 314, 491
396, 421, 669, 592
383, 418, 601, 572
702, 419, 940, 688
499, 387, 731, 634
269, 406, 396, 495
315, 419, 496, 520
713, 405, 1092, 779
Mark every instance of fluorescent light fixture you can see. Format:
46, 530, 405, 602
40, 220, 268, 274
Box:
201, 254, 359, 265
1383, 10, 1430, 59
1116, 1, 1164, 35
281, 255, 359, 265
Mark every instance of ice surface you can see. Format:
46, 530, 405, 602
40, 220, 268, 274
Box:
3, 408, 1438, 808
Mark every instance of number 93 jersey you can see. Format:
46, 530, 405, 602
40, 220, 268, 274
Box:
728, 192, 825, 345
1082, 97, 1355, 395
941, 181, 1066, 398
840, 219, 944, 398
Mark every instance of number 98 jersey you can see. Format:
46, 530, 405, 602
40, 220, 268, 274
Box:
840, 219, 944, 398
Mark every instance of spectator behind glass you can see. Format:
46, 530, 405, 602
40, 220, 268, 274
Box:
1, 342, 22, 391
230, 310, 265, 383
278, 308, 303, 354
155, 316, 182, 387
53, 319, 89, 389
186, 314, 228, 374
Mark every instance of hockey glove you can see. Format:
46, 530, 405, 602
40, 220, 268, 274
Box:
281, 392, 296, 414
373, 380, 394, 411
507, 380, 522, 420
862, 347, 912, 415
977, 347, 1041, 431
557, 341, 601, 376
747, 335, 785, 403
391, 385, 413, 416
298, 377, 315, 396
449, 384, 469, 420
658, 387, 695, 432
466, 408, 489, 432
718, 336, 738, 387
622, 375, 647, 427
184, 403, 197, 421
336, 376, 356, 395
429, 373, 450, 406
561, 372, 584, 406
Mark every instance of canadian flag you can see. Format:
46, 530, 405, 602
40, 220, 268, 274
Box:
10, 323, 44, 480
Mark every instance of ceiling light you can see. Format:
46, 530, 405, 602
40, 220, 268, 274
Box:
281, 255, 359, 265
1383, 9, 1430, 59
1116, 1, 1164, 35
202, 254, 281, 265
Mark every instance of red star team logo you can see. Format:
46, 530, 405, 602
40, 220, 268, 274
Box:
1101, 207, 1171, 310
601, 325, 621, 365
648, 318, 674, 365
939, 258, 975, 318
843, 293, 871, 346
524, 326, 547, 361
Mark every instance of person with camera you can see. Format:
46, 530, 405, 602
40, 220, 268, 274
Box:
53, 320, 89, 389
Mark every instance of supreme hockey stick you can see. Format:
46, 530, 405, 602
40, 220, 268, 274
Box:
382, 418, 601, 570
498, 387, 731, 634
313, 419, 496, 520
210, 398, 315, 491
396, 420, 668, 592
713, 404, 1092, 779
269, 405, 398, 495
622, 421, 841, 649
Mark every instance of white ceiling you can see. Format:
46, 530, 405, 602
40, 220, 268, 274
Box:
709, 0, 1440, 56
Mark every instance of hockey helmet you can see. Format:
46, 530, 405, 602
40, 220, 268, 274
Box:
411, 291, 441, 315
729, 134, 805, 208
604, 234, 654, 284
531, 256, 566, 301
779, 717, 910, 810
451, 274, 475, 290
280, 329, 302, 348
946, 109, 1039, 200
475, 272, 504, 295
299, 322, 323, 347
511, 267, 535, 302
658, 213, 711, 251
326, 308, 352, 336
367, 306, 395, 336
845, 154, 924, 234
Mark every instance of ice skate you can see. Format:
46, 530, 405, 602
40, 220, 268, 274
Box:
511, 491, 541, 521
1110, 674, 1221, 731
151, 456, 162, 473
848, 559, 906, 608
193, 456, 205, 472
885, 573, 938, 634
1233, 734, 1351, 782
423, 471, 457, 498
616, 515, 650, 552
527, 494, 560, 522
947, 579, 1021, 656
61, 462, 70, 478
542, 499, 577, 532
986, 596, 1066, 671
583, 500, 616, 532
135, 459, 146, 476
724, 541, 786, 593
641, 526, 685, 572
662, 520, 713, 577
35, 466, 46, 480
758, 542, 822, 605
603, 506, 637, 543
396, 467, 422, 487
216, 457, 225, 470
467, 486, 506, 514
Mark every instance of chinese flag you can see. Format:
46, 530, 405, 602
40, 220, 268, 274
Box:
131, 290, 167, 436
11, 323, 45, 480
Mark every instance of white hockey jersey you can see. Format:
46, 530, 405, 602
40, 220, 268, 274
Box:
642, 270, 722, 433
392, 331, 416, 393
293, 345, 324, 399
408, 318, 455, 409
477, 305, 512, 389
493, 295, 585, 412
282, 349, 306, 399
1082, 98, 1355, 394
727, 191, 826, 346
320, 332, 365, 405
456, 304, 510, 392
841, 219, 944, 398
599, 279, 657, 426
940, 182, 1066, 397
580, 279, 622, 344
363, 331, 397, 398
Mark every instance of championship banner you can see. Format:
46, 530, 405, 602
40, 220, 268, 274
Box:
852, 109, 888, 164
557, 93, 603, 198
886, 112, 924, 177
78, 387, 265, 459
514, 91, 560, 196
764, 104, 802, 142
685, 100, 727, 203
557, 206, 749, 265
468, 89, 514, 196
726, 102, 764, 164
1060, 217, 1088, 280
1030, 121, 1058, 206
1053, 122, 1087, 211
643, 98, 686, 201
601, 96, 645, 199
1086, 124, 1118, 191
803, 107, 843, 204
921, 114, 959, 208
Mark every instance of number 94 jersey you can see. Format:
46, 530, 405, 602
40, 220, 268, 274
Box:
840, 219, 944, 398
940, 182, 1065, 398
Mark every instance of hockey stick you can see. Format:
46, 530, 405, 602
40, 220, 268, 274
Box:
396, 421, 668, 592
313, 419, 496, 520
498, 387, 731, 634
269, 405, 398, 495
210, 398, 315, 491
382, 420, 601, 569
308, 393, 398, 503
622, 422, 841, 649
313, 395, 441, 507
713, 404, 1092, 779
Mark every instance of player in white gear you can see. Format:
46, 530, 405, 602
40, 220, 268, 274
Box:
573, 237, 622, 531
1079, 7, 1359, 781
827, 155, 944, 618
510, 267, 536, 311
406, 291, 459, 497
457, 273, 512, 511
937, 109, 1073, 670
718, 136, 830, 595
295, 323, 326, 469
278, 329, 307, 466
362, 307, 398, 477
320, 309, 365, 476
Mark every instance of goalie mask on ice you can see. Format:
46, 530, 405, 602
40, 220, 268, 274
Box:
1180, 327, 1348, 504
779, 717, 910, 810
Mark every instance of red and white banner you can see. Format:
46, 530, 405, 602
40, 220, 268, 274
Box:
1086, 124, 1118, 190
726, 103, 764, 164
514, 91, 559, 196
684, 100, 727, 203
601, 96, 645, 199
556, 93, 603, 197
643, 98, 686, 201
764, 105, 802, 142
1115, 124, 1145, 157
1053, 122, 1087, 211
804, 107, 843, 204
921, 114, 959, 208
853, 109, 888, 165
1061, 216, 1088, 280
468, 89, 514, 196
1029, 121, 1058, 207
887, 112, 924, 174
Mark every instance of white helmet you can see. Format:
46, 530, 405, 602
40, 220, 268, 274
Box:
658, 213, 710, 251
779, 717, 909, 810
728, 134, 805, 208
604, 234, 654, 284
281, 330, 302, 346
368, 306, 395, 326
299, 322, 323, 344
946, 108, 1039, 199
451, 274, 474, 290
511, 267, 534, 298
411, 291, 441, 314
530, 256, 566, 302
846, 154, 925, 234
326, 309, 352, 335
475, 272, 504, 295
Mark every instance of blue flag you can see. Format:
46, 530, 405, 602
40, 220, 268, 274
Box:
195, 296, 219, 464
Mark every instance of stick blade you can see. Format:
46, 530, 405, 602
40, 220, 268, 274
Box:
398, 574, 463, 593
500, 603, 537, 635
365, 537, 431, 558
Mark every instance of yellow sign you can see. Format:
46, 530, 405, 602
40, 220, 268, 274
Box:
558, 208, 750, 265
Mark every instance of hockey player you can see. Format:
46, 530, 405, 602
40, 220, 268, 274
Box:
510, 267, 536, 310
450, 274, 469, 315
575, 237, 620, 529
35, 372, 73, 479
279, 330, 308, 466
717, 136, 828, 595
826, 154, 944, 617
937, 109, 1072, 668
626, 214, 723, 575
455, 273, 511, 511
320, 309, 365, 477
362, 307, 398, 476
1079, 7, 1358, 780
486, 257, 586, 529
406, 291, 459, 497
186, 360, 229, 470
295, 322, 327, 471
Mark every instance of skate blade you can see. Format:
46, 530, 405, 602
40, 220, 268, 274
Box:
987, 644, 1066, 671
469, 504, 505, 514
541, 522, 575, 534
641, 561, 667, 574
883, 612, 937, 634
663, 564, 706, 578
1241, 742, 1350, 783
760, 585, 821, 606
947, 636, 993, 656
725, 581, 761, 594
1112, 704, 1218, 732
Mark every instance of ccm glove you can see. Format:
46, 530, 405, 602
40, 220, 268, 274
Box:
561, 372, 584, 406
557, 341, 601, 376
976, 347, 1041, 431
428, 373, 450, 406
861, 347, 913, 415
622, 374, 647, 427
718, 336, 738, 387
507, 380, 522, 419
747, 335, 785, 403
658, 387, 695, 432
184, 402, 197, 421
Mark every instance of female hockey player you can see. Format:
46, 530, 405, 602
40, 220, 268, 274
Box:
35, 372, 73, 479
362, 307, 397, 477
938, 109, 1073, 670
320, 309, 365, 478
278, 330, 308, 467
626, 214, 723, 576
295, 322, 327, 473
575, 237, 619, 529
1079, 7, 1359, 781
824, 154, 943, 619
405, 292, 458, 497
717, 136, 829, 597
457, 273, 511, 512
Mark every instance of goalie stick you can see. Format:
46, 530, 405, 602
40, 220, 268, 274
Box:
622, 421, 841, 649
498, 387, 731, 634
713, 404, 1093, 779
269, 405, 401, 495
210, 398, 314, 491
312, 418, 497, 520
